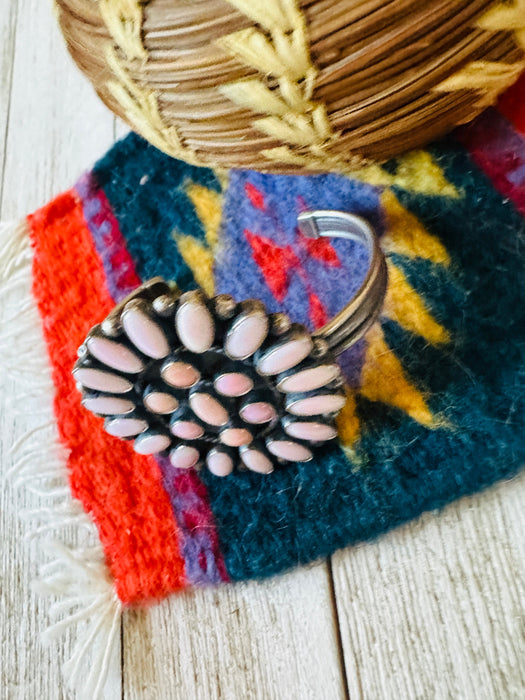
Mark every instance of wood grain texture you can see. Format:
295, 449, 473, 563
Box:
0, 1, 524, 699
123, 566, 345, 700
0, 0, 119, 698
332, 477, 525, 700
0, 0, 17, 204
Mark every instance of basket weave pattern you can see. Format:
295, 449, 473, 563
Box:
57, 0, 525, 173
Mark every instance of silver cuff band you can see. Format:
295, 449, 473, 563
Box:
297, 210, 388, 355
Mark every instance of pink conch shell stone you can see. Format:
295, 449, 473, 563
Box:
122, 307, 170, 359
176, 298, 214, 353
266, 440, 313, 462
239, 402, 277, 424
288, 394, 346, 416
171, 421, 204, 440
219, 428, 252, 447
134, 433, 171, 454
162, 361, 200, 389
257, 335, 313, 375
284, 421, 337, 442
190, 393, 229, 426
278, 364, 340, 393
170, 445, 200, 469
241, 448, 274, 474
73, 368, 133, 394
214, 372, 254, 397
105, 417, 148, 438
207, 451, 234, 477
144, 392, 179, 414
82, 396, 135, 415
225, 312, 269, 360
86, 336, 144, 374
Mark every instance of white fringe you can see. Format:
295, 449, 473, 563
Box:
0, 219, 123, 700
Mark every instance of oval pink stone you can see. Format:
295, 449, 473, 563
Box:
219, 428, 252, 447
105, 417, 148, 438
144, 392, 179, 415
214, 372, 253, 397
190, 393, 229, 426
73, 368, 133, 394
257, 335, 313, 375
207, 451, 234, 477
161, 361, 200, 389
86, 336, 144, 374
241, 448, 274, 474
171, 421, 204, 440
278, 364, 340, 393
267, 440, 313, 462
122, 306, 170, 359
176, 298, 214, 353
225, 311, 269, 360
170, 445, 200, 469
134, 433, 171, 455
239, 402, 277, 425
284, 421, 337, 442
82, 396, 135, 415
288, 394, 346, 416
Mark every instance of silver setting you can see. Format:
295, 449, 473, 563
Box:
270, 312, 292, 337
213, 294, 237, 320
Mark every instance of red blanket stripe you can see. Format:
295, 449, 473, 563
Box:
28, 190, 188, 605
498, 73, 525, 138
457, 108, 525, 217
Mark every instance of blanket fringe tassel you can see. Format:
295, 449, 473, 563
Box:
0, 219, 123, 700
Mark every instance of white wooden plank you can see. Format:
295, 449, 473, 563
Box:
0, 0, 114, 221
332, 474, 525, 700
0, 0, 17, 198
123, 562, 346, 700
0, 0, 119, 698
114, 115, 131, 142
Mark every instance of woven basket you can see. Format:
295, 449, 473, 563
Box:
57, 0, 525, 173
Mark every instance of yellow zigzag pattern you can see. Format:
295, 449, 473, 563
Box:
383, 262, 450, 346
380, 190, 450, 264
175, 184, 223, 296
338, 190, 451, 447
359, 324, 435, 427
356, 151, 460, 198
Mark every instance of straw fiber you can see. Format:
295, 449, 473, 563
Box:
57, 0, 525, 172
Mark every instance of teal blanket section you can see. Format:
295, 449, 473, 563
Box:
92, 133, 221, 290
92, 133, 525, 582
201, 143, 525, 580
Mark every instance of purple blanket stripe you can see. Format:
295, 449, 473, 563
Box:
75, 170, 229, 586
75, 173, 142, 302
157, 455, 229, 585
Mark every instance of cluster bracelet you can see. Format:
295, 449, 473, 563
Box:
73, 210, 388, 477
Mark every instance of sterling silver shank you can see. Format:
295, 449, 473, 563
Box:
297, 210, 388, 355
